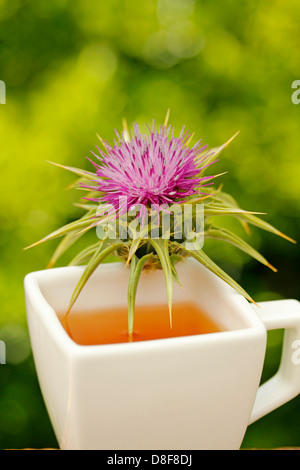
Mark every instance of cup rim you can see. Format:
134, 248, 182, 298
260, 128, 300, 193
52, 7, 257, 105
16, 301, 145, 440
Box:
24, 261, 266, 358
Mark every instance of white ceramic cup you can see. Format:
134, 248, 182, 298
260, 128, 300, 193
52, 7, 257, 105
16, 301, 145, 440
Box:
24, 259, 300, 450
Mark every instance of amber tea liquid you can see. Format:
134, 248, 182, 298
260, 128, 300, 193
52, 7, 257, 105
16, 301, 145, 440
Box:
58, 302, 223, 346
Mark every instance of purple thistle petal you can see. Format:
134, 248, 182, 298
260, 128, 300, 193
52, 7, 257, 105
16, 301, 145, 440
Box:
83, 122, 217, 218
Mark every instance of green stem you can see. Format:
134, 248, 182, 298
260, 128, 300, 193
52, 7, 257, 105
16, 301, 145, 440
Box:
127, 254, 153, 337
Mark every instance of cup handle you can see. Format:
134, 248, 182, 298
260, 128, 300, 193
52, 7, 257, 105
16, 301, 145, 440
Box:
249, 299, 300, 424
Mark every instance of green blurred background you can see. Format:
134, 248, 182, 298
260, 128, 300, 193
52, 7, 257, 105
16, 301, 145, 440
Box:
0, 0, 299, 449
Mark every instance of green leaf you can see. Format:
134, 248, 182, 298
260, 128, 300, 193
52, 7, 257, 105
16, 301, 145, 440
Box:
66, 176, 97, 191
48, 161, 98, 181
197, 132, 240, 170
204, 207, 264, 216
204, 189, 295, 243
65, 242, 124, 318
47, 231, 83, 268
68, 240, 104, 266
169, 254, 182, 285
47, 210, 95, 268
205, 227, 277, 271
206, 188, 239, 207
174, 242, 255, 304
126, 237, 142, 265
24, 215, 97, 250
149, 239, 174, 327
127, 253, 153, 336
74, 202, 101, 211
233, 212, 296, 244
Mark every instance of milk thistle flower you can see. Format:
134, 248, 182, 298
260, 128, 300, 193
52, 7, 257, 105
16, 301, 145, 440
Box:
84, 120, 217, 224
26, 111, 295, 337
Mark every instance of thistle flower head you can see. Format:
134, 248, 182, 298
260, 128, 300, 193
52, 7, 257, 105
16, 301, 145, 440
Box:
85, 121, 216, 219
26, 114, 295, 340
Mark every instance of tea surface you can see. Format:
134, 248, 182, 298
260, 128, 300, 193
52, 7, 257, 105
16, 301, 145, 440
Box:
58, 302, 223, 345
